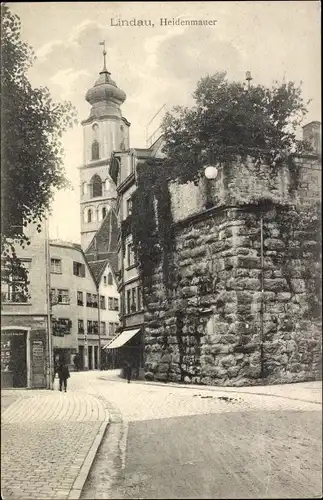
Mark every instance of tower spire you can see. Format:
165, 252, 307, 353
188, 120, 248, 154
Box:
99, 40, 109, 73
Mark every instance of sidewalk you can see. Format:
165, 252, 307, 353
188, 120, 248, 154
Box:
1, 389, 110, 500
98, 369, 322, 405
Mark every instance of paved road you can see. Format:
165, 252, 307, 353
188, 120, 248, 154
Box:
111, 411, 321, 499
66, 371, 322, 500
1, 389, 109, 500
1, 373, 321, 499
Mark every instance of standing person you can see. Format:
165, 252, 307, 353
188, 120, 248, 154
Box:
124, 359, 132, 383
73, 353, 80, 372
57, 362, 70, 392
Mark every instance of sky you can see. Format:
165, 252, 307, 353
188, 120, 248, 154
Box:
9, 1, 321, 244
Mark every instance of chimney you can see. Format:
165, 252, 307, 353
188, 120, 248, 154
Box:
302, 121, 321, 155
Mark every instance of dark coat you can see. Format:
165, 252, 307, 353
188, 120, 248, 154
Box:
58, 365, 70, 380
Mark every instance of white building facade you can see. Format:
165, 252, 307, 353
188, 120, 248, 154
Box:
49, 240, 119, 370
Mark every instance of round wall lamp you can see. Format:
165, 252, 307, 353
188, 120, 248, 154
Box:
204, 166, 218, 180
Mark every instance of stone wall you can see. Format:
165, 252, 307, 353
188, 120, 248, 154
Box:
170, 154, 321, 222
143, 155, 321, 386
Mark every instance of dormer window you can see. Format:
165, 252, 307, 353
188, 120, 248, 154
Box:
91, 141, 100, 160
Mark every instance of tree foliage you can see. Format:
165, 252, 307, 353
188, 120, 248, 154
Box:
161, 72, 312, 184
1, 5, 77, 297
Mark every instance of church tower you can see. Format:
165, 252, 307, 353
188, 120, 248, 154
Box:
80, 44, 130, 250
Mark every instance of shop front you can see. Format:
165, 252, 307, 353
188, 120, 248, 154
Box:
103, 328, 145, 379
1, 319, 48, 389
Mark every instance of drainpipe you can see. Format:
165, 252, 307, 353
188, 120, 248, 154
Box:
45, 214, 53, 389
97, 284, 101, 370
260, 215, 264, 379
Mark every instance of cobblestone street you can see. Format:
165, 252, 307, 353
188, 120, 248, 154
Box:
1, 372, 322, 500
1, 389, 109, 500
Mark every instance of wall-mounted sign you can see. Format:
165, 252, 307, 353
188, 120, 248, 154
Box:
32, 340, 44, 375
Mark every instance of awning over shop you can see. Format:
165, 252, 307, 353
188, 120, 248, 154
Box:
103, 329, 140, 349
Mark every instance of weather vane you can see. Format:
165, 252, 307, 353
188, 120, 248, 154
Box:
99, 40, 107, 72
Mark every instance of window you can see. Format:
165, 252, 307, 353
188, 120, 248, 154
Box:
73, 262, 85, 277
137, 287, 142, 311
107, 272, 113, 285
53, 318, 72, 336
87, 320, 93, 334
113, 298, 119, 311
55, 289, 69, 304
93, 321, 98, 334
92, 294, 98, 308
91, 174, 102, 198
126, 198, 132, 216
91, 141, 100, 160
126, 243, 135, 268
102, 207, 107, 219
1, 260, 31, 303
109, 322, 116, 335
100, 295, 106, 309
77, 291, 83, 306
87, 209, 92, 223
126, 290, 131, 315
100, 322, 106, 335
78, 319, 84, 334
86, 293, 92, 307
103, 276, 107, 286
131, 288, 136, 312
108, 297, 113, 310
51, 259, 62, 274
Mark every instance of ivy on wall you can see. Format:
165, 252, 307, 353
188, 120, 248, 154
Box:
126, 159, 174, 294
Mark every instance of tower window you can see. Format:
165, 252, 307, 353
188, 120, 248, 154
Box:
91, 141, 100, 160
91, 174, 102, 198
102, 207, 107, 219
87, 209, 92, 223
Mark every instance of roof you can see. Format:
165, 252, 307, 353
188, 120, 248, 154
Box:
85, 209, 119, 278
88, 259, 109, 283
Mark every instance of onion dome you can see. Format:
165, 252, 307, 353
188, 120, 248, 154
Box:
85, 67, 126, 107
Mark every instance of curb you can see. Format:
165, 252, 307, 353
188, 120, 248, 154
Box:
67, 419, 109, 500
67, 404, 111, 500
97, 375, 322, 405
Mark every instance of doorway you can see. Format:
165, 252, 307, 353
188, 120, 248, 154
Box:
1, 331, 27, 388
94, 346, 98, 369
79, 346, 84, 370
88, 346, 93, 370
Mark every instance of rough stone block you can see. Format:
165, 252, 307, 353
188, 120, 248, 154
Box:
222, 334, 237, 344
224, 302, 237, 314
290, 279, 307, 293
264, 278, 289, 292
220, 354, 236, 368
227, 366, 240, 377
264, 238, 285, 250
237, 255, 261, 269
277, 292, 292, 301
155, 372, 169, 381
